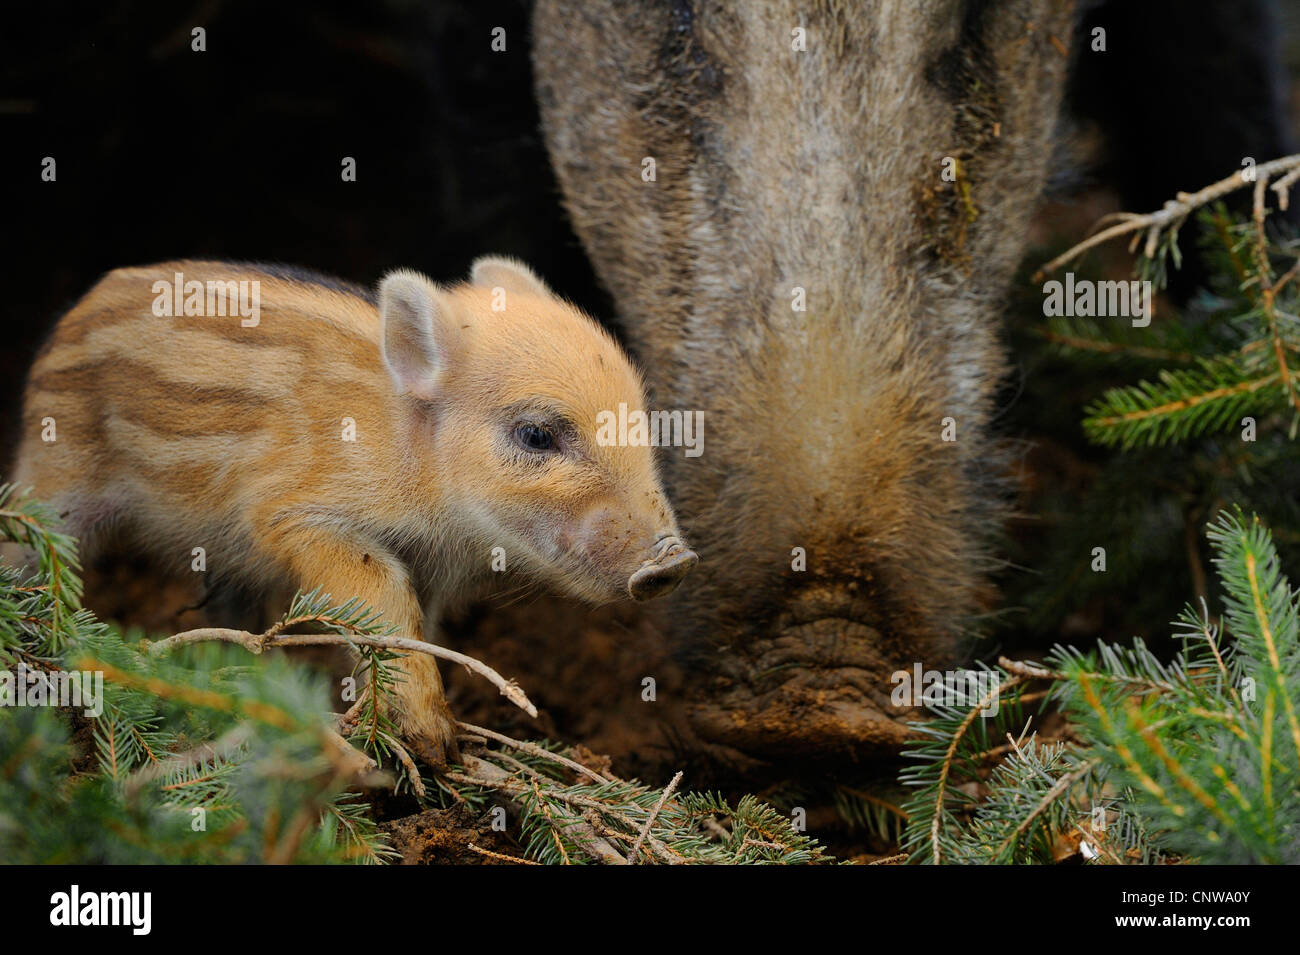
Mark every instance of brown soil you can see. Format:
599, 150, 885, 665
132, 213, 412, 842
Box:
439, 596, 699, 783
381, 803, 526, 865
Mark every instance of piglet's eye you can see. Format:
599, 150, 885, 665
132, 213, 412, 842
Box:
513, 423, 557, 453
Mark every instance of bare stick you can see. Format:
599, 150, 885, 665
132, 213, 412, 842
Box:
1034, 153, 1300, 280
149, 627, 537, 718
455, 720, 610, 785
1273, 165, 1300, 211
466, 843, 539, 865
627, 770, 682, 864
385, 735, 427, 800
702, 817, 731, 841
998, 657, 1065, 681
336, 690, 369, 735
322, 727, 382, 782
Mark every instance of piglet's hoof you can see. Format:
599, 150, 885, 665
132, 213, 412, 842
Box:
403, 720, 462, 771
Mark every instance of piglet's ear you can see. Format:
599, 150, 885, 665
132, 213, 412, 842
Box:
379, 269, 447, 402
469, 255, 552, 300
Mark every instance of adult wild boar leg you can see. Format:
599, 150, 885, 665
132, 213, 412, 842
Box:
534, 1, 1073, 759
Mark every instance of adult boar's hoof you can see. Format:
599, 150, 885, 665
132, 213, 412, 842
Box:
687, 610, 934, 761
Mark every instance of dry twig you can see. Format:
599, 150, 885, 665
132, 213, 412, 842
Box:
149, 626, 537, 717
1033, 153, 1300, 280
627, 770, 682, 864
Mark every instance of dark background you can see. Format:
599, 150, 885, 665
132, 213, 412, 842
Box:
0, 0, 614, 462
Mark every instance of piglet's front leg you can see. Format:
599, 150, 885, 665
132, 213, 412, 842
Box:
264, 522, 460, 766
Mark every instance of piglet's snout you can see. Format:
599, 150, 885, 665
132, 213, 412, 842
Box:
627, 535, 698, 601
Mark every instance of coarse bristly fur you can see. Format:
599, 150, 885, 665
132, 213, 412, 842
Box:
533, 0, 1075, 757
13, 256, 695, 763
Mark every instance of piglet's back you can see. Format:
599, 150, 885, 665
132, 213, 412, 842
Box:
15, 260, 409, 576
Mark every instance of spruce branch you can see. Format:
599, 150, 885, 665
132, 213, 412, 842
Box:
1036, 158, 1300, 447
904, 509, 1300, 864
1083, 359, 1279, 448
903, 671, 1029, 864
